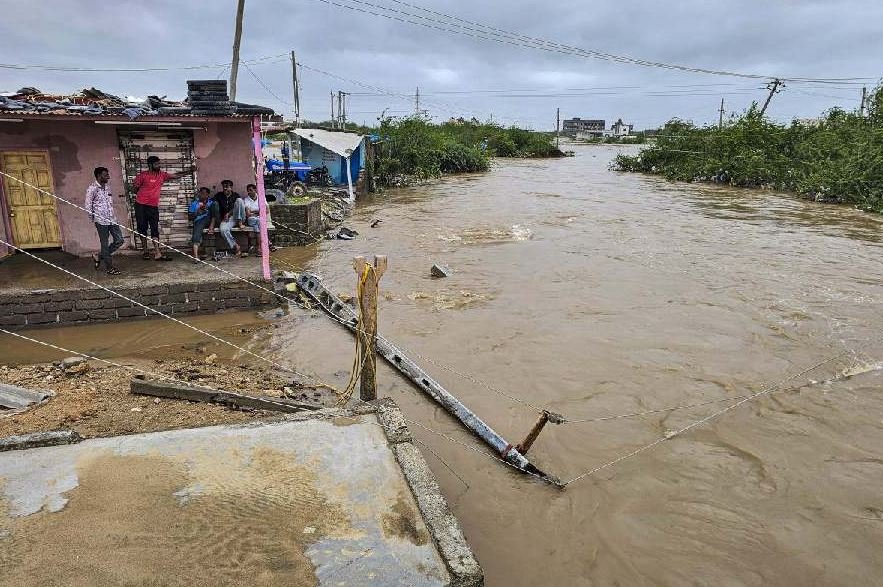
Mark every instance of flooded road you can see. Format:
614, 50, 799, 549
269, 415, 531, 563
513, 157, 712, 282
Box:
273, 145, 883, 585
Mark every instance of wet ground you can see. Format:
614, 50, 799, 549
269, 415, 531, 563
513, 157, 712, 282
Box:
0, 249, 266, 293
270, 145, 883, 585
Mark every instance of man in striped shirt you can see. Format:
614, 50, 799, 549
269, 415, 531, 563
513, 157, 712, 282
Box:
85, 166, 124, 275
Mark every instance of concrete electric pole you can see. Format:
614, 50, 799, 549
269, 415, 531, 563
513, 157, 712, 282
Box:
860, 86, 868, 116
556, 107, 560, 148
229, 0, 246, 102
291, 50, 300, 126
760, 79, 784, 117
719, 98, 725, 129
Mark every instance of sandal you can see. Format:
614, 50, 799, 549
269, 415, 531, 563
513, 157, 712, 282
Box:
106, 267, 121, 275
92, 254, 100, 270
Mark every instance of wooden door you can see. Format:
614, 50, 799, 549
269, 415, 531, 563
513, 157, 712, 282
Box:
0, 151, 61, 248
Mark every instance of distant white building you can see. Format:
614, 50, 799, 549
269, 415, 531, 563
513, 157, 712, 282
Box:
609, 118, 634, 137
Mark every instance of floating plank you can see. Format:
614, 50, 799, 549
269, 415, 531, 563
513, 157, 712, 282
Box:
0, 383, 52, 409
129, 377, 321, 413
289, 272, 559, 485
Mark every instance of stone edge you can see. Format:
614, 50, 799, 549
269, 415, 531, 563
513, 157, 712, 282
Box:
0, 429, 82, 452
372, 397, 484, 587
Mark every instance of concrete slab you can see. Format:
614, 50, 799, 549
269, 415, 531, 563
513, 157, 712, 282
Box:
0, 409, 479, 586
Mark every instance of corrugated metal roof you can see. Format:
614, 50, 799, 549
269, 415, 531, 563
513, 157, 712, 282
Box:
292, 128, 364, 157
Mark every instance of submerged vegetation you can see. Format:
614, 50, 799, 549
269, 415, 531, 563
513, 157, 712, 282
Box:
613, 85, 883, 212
374, 116, 559, 185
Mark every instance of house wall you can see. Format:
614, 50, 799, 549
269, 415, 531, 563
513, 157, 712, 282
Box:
300, 141, 344, 185
0, 118, 255, 256
0, 119, 124, 256
299, 137, 367, 186
192, 120, 255, 194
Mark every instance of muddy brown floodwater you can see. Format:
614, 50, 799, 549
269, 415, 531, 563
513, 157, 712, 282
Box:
271, 145, 883, 585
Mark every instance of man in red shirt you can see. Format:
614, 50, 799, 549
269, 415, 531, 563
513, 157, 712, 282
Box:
132, 155, 195, 260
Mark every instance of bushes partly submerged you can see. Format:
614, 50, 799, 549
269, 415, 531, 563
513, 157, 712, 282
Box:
374, 116, 558, 185
613, 86, 883, 212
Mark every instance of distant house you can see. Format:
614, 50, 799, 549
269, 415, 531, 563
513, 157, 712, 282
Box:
562, 117, 606, 137
291, 128, 367, 200
0, 82, 276, 257
610, 118, 634, 137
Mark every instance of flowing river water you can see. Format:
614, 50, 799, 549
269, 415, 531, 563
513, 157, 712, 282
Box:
4, 144, 882, 584
271, 145, 883, 585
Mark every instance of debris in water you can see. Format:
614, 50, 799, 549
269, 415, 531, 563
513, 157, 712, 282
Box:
370, 219, 382, 228
430, 264, 451, 278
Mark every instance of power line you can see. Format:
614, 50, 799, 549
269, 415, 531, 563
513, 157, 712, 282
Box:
0, 54, 289, 73
308, 0, 877, 84
244, 62, 292, 105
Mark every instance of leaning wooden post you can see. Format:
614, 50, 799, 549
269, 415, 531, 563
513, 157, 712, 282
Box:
515, 410, 564, 455
354, 254, 387, 401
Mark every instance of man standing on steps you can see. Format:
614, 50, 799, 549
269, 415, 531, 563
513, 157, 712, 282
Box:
85, 166, 123, 275
132, 155, 195, 261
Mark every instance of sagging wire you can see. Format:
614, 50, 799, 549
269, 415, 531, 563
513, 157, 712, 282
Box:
560, 348, 860, 487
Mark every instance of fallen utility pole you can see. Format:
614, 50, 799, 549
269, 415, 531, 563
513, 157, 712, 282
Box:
287, 271, 560, 485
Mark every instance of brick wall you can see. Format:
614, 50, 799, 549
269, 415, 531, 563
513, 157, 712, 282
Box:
0, 281, 279, 330
271, 200, 323, 246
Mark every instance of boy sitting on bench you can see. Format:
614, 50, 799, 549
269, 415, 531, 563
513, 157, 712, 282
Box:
188, 187, 219, 263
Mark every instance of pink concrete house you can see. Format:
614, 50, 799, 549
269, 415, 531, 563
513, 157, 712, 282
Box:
0, 83, 275, 257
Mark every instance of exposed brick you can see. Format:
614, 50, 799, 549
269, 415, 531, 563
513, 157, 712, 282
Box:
24, 291, 55, 303
168, 283, 199, 294
105, 297, 137, 309
0, 294, 21, 306
79, 289, 111, 300
197, 282, 221, 292
218, 289, 245, 300
138, 295, 160, 305
197, 301, 220, 312
43, 300, 75, 312
139, 285, 168, 296
49, 291, 81, 302
117, 307, 147, 318
76, 299, 107, 310
187, 291, 216, 302
13, 304, 44, 314
0, 314, 27, 327
57, 310, 89, 323
173, 302, 200, 313
26, 313, 56, 325
88, 309, 116, 320
222, 298, 250, 308
160, 293, 187, 304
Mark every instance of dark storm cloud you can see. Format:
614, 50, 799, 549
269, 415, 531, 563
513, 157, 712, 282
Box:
1, 0, 880, 129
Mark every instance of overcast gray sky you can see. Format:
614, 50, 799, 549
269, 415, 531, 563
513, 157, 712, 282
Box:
1, 0, 880, 129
